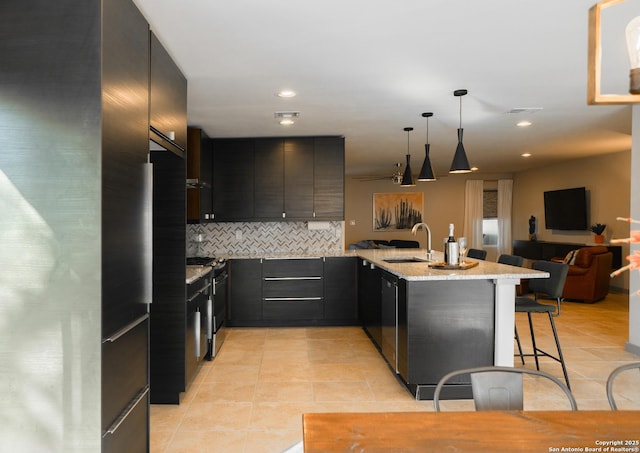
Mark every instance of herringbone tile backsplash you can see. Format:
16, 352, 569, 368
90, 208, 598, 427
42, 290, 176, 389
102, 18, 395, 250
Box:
187, 221, 344, 257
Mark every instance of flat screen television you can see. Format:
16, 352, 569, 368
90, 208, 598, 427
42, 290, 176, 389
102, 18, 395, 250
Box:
543, 187, 588, 231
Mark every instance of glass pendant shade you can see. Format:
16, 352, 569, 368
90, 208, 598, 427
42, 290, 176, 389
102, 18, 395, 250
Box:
449, 128, 471, 173
418, 143, 436, 181
626, 16, 640, 94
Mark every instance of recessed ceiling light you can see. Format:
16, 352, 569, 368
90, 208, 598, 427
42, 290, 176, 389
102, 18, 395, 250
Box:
517, 121, 532, 127
521, 153, 532, 157
277, 90, 296, 98
279, 119, 295, 126
471, 166, 479, 171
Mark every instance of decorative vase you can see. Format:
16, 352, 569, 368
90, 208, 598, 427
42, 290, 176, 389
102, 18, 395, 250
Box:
594, 234, 604, 244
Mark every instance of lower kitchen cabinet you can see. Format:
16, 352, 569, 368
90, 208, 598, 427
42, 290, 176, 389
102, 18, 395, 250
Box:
263, 258, 324, 322
228, 257, 358, 327
227, 259, 263, 326
358, 258, 382, 348
323, 257, 357, 323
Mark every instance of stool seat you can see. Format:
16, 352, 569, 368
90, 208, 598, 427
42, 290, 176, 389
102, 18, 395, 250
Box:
515, 298, 556, 313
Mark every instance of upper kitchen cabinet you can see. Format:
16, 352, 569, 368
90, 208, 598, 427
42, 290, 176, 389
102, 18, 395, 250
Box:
212, 139, 255, 221
211, 136, 344, 222
187, 127, 213, 223
253, 137, 314, 220
150, 33, 187, 151
254, 138, 285, 219
313, 136, 345, 220
284, 138, 315, 219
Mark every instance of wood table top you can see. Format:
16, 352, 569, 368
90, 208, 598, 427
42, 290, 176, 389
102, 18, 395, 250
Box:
302, 410, 640, 452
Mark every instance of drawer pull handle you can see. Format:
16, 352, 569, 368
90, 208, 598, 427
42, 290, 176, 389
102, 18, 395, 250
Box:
102, 314, 148, 343
187, 282, 212, 302
103, 386, 149, 437
263, 276, 322, 281
264, 297, 323, 301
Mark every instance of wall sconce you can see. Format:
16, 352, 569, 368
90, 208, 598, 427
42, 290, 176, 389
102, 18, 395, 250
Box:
588, 0, 640, 104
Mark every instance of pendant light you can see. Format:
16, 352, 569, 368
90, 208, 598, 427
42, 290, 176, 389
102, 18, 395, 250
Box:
401, 127, 415, 187
449, 89, 472, 174
418, 112, 436, 181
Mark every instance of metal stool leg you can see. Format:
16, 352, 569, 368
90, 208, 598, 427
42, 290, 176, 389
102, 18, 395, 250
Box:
548, 312, 571, 390
514, 325, 525, 365
526, 312, 541, 371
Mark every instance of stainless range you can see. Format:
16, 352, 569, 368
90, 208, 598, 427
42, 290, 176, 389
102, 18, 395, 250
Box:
186, 257, 228, 359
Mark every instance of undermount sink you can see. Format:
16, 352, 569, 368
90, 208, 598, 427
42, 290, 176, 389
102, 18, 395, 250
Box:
383, 257, 430, 264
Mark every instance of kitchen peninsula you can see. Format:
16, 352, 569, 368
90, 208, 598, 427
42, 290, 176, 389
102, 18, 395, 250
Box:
355, 248, 547, 399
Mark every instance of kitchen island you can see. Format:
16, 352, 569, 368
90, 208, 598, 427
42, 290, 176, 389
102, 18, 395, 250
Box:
355, 248, 547, 399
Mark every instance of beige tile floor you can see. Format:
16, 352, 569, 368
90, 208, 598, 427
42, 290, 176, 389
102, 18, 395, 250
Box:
150, 292, 640, 453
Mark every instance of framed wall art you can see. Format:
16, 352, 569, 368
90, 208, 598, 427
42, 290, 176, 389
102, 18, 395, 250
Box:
373, 192, 423, 231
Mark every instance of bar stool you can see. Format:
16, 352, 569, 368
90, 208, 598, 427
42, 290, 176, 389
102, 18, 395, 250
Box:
514, 260, 571, 389
467, 248, 487, 260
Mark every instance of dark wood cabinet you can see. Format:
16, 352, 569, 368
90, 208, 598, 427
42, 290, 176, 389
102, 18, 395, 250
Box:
212, 139, 255, 221
397, 279, 495, 399
149, 149, 187, 405
358, 258, 382, 348
254, 138, 285, 219
228, 257, 358, 327
323, 257, 357, 323
313, 136, 345, 219
284, 138, 315, 219
150, 33, 187, 150
262, 258, 324, 321
211, 136, 344, 222
227, 259, 263, 326
187, 127, 213, 223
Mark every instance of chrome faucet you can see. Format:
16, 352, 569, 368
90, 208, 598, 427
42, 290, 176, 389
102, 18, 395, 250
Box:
411, 222, 433, 258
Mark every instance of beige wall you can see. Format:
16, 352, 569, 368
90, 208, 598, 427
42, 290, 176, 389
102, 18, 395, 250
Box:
513, 150, 630, 291
344, 172, 511, 252
344, 150, 630, 290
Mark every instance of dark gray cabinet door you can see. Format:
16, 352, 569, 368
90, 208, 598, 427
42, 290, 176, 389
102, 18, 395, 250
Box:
102, 0, 150, 337
150, 33, 187, 150
358, 259, 382, 347
284, 138, 315, 219
254, 138, 285, 219
314, 136, 345, 219
102, 0, 151, 450
212, 139, 255, 220
323, 257, 357, 322
228, 259, 263, 325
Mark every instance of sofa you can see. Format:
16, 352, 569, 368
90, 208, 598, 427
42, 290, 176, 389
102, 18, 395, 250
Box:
556, 246, 613, 303
348, 239, 420, 249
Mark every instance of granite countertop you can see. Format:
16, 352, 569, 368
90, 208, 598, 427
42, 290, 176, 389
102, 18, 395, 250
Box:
186, 265, 213, 284
355, 248, 548, 282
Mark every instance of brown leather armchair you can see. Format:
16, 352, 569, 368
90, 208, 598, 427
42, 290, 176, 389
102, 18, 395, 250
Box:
559, 246, 613, 303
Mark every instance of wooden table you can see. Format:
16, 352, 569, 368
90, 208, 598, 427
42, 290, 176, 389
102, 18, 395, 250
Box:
302, 411, 640, 452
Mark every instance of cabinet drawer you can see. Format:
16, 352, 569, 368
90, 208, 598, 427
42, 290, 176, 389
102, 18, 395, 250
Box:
263, 258, 323, 277
263, 278, 323, 299
102, 316, 148, 436
263, 299, 324, 320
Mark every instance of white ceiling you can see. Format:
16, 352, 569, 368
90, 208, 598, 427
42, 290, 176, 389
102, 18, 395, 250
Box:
133, 0, 635, 179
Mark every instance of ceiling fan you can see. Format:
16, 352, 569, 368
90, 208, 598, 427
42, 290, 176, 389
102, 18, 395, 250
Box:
354, 163, 404, 184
